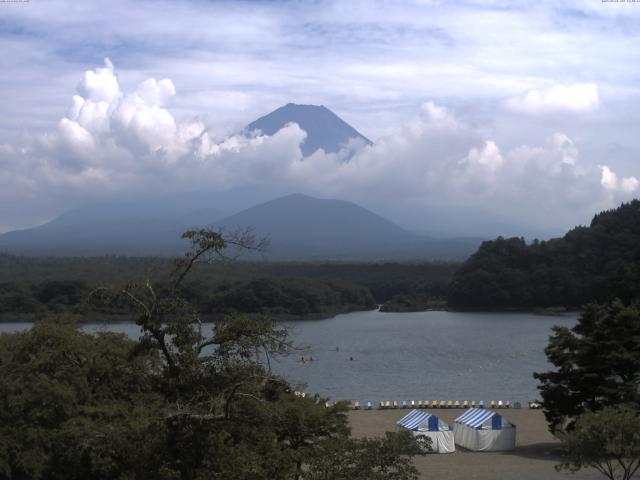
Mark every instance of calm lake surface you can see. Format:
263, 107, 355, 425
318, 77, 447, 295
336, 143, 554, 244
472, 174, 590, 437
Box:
0, 310, 577, 403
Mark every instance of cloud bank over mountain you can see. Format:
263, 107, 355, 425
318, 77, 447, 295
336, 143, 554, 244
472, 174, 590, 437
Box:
0, 60, 636, 234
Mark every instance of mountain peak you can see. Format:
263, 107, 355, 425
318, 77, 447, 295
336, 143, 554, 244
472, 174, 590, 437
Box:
283, 103, 328, 111
215, 193, 417, 259
247, 103, 372, 156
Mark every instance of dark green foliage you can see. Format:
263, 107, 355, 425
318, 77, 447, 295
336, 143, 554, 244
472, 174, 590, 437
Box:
0, 315, 300, 480
305, 431, 427, 480
557, 405, 640, 480
0, 228, 425, 479
534, 301, 640, 433
205, 277, 375, 318
0, 283, 38, 314
0, 274, 375, 322
33, 280, 87, 305
0, 256, 457, 320
449, 200, 640, 309
0, 316, 162, 480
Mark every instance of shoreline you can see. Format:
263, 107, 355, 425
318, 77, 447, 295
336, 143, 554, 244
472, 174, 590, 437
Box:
0, 306, 375, 324
0, 306, 580, 324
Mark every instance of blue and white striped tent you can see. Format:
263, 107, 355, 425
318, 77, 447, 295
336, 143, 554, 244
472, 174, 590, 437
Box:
397, 410, 455, 453
453, 408, 515, 451
455, 408, 506, 429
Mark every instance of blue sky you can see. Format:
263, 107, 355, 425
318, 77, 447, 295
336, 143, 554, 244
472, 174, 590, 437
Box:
0, 0, 639, 233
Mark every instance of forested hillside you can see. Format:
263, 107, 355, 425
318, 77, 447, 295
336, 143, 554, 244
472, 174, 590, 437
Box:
448, 200, 640, 309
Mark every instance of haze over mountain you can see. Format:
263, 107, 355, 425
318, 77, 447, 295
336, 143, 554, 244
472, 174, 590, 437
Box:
0, 98, 568, 241
217, 193, 409, 259
246, 103, 372, 156
0, 103, 376, 254
0, 207, 227, 256
216, 194, 481, 260
0, 103, 536, 257
0, 193, 481, 259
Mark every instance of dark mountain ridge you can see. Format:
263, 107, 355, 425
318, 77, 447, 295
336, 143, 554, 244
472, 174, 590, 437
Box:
0, 193, 481, 260
0, 213, 224, 256
216, 193, 420, 260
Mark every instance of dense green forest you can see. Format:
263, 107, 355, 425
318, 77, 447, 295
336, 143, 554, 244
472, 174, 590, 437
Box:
0, 255, 456, 321
449, 200, 640, 309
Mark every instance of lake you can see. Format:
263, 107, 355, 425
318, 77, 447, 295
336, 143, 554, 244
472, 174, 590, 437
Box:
0, 309, 577, 403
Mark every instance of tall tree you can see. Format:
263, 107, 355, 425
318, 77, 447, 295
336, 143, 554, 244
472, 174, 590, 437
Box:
534, 300, 640, 433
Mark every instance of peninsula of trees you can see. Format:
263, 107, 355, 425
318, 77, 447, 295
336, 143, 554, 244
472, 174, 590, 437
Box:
449, 200, 640, 310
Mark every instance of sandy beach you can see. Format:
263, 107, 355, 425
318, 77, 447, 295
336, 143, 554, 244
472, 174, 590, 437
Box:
348, 408, 606, 480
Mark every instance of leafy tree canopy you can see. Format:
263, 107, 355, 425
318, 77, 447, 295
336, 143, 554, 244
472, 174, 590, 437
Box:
557, 404, 640, 480
534, 300, 640, 433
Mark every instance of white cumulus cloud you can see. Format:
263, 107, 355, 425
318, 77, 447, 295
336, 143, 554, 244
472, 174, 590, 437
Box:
505, 83, 600, 115
463, 141, 504, 171
76, 58, 120, 103
0, 61, 637, 234
600, 165, 639, 194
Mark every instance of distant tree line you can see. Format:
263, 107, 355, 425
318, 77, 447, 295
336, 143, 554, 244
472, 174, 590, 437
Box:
0, 277, 375, 321
0, 257, 456, 320
448, 200, 640, 309
201, 277, 375, 317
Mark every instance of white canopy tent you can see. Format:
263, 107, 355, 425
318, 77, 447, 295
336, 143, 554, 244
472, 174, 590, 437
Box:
453, 408, 516, 451
396, 409, 455, 453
